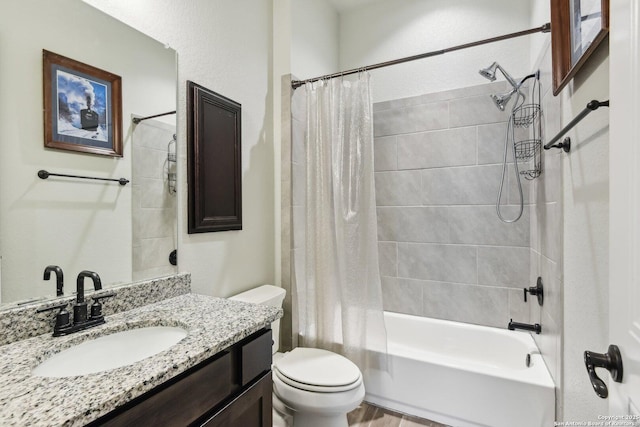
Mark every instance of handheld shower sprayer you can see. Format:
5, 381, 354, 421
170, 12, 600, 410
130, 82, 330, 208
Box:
490, 91, 517, 111
479, 61, 542, 223
479, 62, 520, 112
480, 62, 540, 111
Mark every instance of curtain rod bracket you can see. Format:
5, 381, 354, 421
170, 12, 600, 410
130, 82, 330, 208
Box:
544, 100, 609, 151
545, 137, 572, 153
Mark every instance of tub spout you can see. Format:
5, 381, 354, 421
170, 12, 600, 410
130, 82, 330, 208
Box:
508, 319, 541, 334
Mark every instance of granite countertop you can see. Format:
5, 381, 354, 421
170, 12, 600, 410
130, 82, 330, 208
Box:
0, 293, 282, 426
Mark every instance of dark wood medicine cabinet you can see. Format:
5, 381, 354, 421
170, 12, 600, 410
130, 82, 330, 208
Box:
187, 81, 242, 233
550, 0, 610, 95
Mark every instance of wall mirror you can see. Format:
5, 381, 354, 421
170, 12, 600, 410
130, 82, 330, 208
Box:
0, 0, 177, 306
551, 0, 610, 95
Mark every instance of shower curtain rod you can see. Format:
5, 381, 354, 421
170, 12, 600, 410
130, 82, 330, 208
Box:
291, 23, 551, 89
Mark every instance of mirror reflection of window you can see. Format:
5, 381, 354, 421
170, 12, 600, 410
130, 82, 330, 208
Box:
570, 0, 603, 65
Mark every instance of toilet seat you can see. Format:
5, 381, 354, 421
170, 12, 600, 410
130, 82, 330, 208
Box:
273, 348, 362, 393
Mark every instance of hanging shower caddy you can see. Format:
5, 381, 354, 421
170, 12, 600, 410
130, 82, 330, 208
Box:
512, 74, 542, 179
167, 134, 177, 194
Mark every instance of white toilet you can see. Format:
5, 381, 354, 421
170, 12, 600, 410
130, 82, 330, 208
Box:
230, 285, 365, 427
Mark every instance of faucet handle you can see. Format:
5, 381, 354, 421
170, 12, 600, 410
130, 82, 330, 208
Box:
36, 302, 68, 313
37, 302, 71, 330
92, 291, 116, 302
90, 291, 116, 320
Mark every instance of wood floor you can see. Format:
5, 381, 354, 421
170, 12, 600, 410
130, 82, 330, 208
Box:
347, 403, 449, 427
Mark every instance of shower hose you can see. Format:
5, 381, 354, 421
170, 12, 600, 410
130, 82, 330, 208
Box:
496, 91, 525, 223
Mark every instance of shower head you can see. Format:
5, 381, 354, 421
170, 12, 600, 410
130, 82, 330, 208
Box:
479, 62, 498, 81
490, 90, 516, 111
480, 61, 527, 111
479, 61, 519, 90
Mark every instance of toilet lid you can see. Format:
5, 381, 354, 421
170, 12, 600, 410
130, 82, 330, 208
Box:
274, 347, 361, 389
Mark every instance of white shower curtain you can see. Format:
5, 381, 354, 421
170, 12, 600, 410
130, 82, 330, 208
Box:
292, 72, 387, 371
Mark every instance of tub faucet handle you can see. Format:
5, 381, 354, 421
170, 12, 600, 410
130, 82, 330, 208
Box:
523, 277, 544, 306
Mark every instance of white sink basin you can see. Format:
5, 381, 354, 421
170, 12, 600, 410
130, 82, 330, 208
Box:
32, 326, 188, 377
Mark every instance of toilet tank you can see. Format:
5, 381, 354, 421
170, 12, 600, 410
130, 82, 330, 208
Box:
229, 285, 286, 354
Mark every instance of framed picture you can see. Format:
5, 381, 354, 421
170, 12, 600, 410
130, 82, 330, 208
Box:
550, 0, 609, 95
187, 81, 242, 233
43, 50, 122, 157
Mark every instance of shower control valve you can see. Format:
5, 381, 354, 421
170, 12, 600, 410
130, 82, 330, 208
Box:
523, 277, 544, 306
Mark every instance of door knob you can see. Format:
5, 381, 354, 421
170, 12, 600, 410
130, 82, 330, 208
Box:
583, 344, 623, 398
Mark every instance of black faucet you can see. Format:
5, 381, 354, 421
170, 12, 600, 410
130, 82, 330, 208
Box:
37, 271, 114, 337
43, 265, 64, 297
74, 270, 102, 324
508, 319, 542, 334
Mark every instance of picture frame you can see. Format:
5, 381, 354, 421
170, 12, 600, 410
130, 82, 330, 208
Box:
43, 50, 123, 157
187, 81, 242, 233
550, 0, 609, 95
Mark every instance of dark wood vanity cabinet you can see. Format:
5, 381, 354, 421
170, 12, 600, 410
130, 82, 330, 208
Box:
89, 328, 273, 427
199, 373, 272, 426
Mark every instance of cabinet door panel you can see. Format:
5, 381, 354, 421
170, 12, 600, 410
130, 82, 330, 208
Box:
241, 329, 272, 386
201, 372, 272, 427
97, 351, 232, 427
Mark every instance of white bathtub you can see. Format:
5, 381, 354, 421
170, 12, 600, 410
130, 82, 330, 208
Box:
363, 312, 555, 427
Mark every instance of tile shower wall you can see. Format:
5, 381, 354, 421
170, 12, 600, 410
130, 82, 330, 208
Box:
374, 81, 532, 328
132, 120, 178, 281
529, 38, 564, 419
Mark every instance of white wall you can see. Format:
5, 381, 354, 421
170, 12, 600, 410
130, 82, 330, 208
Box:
560, 44, 610, 421
291, 0, 340, 79
86, 0, 276, 297
339, 0, 534, 102
529, 0, 551, 68
0, 0, 175, 302
528, 0, 610, 421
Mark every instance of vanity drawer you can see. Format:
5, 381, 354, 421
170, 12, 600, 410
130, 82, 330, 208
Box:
199, 372, 272, 427
240, 328, 272, 386
96, 351, 232, 427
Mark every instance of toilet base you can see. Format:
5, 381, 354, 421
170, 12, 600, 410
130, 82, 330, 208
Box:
272, 408, 290, 427
273, 393, 293, 426
273, 393, 349, 427
292, 412, 348, 427
273, 384, 359, 427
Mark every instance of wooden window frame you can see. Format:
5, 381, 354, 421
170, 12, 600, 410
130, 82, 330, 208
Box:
550, 0, 610, 95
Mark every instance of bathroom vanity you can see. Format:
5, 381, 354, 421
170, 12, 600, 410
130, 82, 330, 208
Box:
0, 291, 282, 426
92, 329, 273, 426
